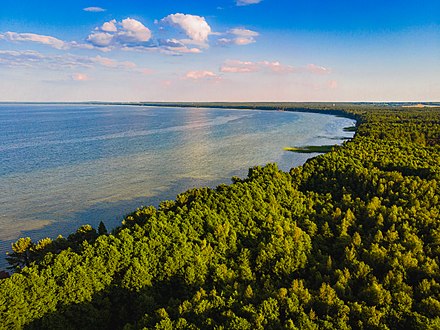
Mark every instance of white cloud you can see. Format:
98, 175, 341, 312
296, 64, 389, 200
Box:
163, 46, 202, 55
0, 32, 67, 49
83, 7, 106, 12
161, 13, 211, 45
159, 38, 185, 48
87, 18, 152, 48
185, 70, 220, 81
119, 18, 152, 43
232, 37, 256, 45
260, 61, 295, 73
92, 55, 136, 69
220, 60, 294, 74
307, 64, 331, 74
87, 32, 113, 47
229, 28, 259, 37
0, 50, 143, 73
0, 50, 45, 67
220, 60, 259, 73
156, 38, 202, 55
236, 0, 262, 6
101, 19, 117, 32
220, 60, 333, 75
0, 32, 98, 51
218, 28, 259, 46
72, 73, 89, 81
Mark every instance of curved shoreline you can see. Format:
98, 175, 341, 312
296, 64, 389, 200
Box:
0, 105, 355, 271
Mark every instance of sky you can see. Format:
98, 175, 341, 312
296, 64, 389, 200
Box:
0, 0, 439, 102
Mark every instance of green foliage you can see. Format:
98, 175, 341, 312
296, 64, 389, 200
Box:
1, 105, 439, 329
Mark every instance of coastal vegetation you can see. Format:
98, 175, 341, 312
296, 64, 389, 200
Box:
0, 104, 439, 329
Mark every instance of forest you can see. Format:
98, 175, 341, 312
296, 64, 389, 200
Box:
0, 104, 439, 329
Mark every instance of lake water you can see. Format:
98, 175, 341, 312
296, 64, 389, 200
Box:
0, 104, 355, 268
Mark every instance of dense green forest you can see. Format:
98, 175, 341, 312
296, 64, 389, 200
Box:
1, 105, 440, 329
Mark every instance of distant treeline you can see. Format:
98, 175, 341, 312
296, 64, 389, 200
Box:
1, 105, 440, 329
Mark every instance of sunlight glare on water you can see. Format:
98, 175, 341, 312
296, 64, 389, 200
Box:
0, 104, 355, 267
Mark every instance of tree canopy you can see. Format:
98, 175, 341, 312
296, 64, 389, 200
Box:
1, 105, 439, 329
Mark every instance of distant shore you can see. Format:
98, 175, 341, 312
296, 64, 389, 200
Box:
283, 145, 335, 153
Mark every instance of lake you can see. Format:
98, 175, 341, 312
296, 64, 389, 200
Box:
0, 104, 355, 268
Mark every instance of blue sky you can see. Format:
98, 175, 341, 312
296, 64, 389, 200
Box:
0, 0, 439, 101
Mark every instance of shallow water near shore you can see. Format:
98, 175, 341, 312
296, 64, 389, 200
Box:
0, 104, 355, 268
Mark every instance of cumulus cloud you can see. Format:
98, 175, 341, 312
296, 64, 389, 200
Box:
83, 7, 106, 12
161, 13, 211, 45
87, 18, 152, 48
101, 19, 117, 32
218, 28, 259, 46
0, 32, 67, 49
118, 18, 152, 43
307, 64, 331, 74
220, 59, 294, 74
185, 70, 220, 81
87, 32, 113, 47
1, 14, 256, 56
236, 0, 262, 6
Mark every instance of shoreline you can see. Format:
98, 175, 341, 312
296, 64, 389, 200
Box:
0, 104, 355, 271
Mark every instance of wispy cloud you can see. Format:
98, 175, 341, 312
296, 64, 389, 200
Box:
236, 0, 262, 6
261, 61, 295, 73
228, 28, 259, 38
220, 59, 294, 74
220, 60, 333, 76
0, 32, 67, 49
307, 64, 331, 75
0, 50, 148, 73
0, 50, 46, 67
0, 31, 96, 51
185, 70, 221, 81
219, 28, 259, 46
220, 60, 259, 73
83, 7, 106, 12
92, 55, 137, 69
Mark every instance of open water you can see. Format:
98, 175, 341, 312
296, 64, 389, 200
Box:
0, 104, 355, 268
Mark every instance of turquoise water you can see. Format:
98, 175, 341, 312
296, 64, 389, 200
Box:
0, 104, 355, 267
